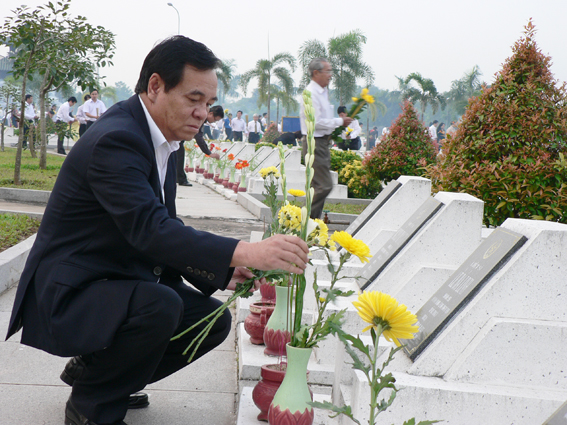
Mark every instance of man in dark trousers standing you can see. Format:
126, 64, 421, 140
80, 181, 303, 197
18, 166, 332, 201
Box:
6, 36, 309, 425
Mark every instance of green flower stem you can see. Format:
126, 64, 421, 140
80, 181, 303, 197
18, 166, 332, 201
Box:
278, 142, 288, 206
369, 324, 383, 425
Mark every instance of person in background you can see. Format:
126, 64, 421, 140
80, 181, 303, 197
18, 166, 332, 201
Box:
48, 104, 57, 122
76, 94, 91, 137
224, 112, 233, 141
446, 121, 458, 137
246, 114, 263, 144
428, 120, 438, 142
300, 58, 353, 219
337, 105, 361, 150
274, 130, 302, 146
83, 89, 107, 130
20, 94, 38, 149
436, 122, 446, 152
368, 126, 378, 150
231, 110, 245, 141
55, 97, 78, 155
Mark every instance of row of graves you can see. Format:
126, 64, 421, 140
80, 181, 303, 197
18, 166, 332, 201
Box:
227, 174, 567, 424
185, 141, 349, 201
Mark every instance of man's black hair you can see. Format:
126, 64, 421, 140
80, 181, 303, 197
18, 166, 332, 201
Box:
25, 94, 32, 101
210, 105, 224, 119
337, 106, 347, 115
68, 97, 77, 103
135, 35, 221, 94
237, 110, 243, 114
84, 94, 91, 101
432, 120, 439, 125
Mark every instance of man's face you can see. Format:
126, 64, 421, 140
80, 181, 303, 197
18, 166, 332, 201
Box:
237, 112, 242, 119
313, 62, 332, 88
207, 110, 215, 123
26, 97, 33, 105
69, 101, 76, 107
91, 91, 99, 102
253, 116, 258, 122
149, 65, 218, 142
338, 112, 346, 118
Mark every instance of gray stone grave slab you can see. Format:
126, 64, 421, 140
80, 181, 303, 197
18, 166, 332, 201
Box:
359, 196, 443, 290
544, 400, 567, 425
402, 227, 527, 360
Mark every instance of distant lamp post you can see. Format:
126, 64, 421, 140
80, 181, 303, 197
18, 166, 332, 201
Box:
167, 2, 180, 35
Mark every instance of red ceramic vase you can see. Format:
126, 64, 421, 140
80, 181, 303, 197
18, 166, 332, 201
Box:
259, 283, 276, 303
252, 364, 286, 422
244, 302, 275, 345
238, 186, 247, 192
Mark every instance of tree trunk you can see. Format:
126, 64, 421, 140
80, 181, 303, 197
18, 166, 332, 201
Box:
29, 123, 37, 158
267, 75, 271, 126
39, 72, 50, 170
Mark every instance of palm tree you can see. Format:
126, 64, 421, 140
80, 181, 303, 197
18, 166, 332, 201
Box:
397, 72, 445, 121
271, 84, 299, 125
216, 59, 236, 102
448, 66, 483, 116
240, 52, 296, 123
298, 30, 374, 105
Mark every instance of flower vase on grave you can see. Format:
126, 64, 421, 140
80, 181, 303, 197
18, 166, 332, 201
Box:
186, 157, 194, 173
268, 344, 314, 425
222, 168, 229, 187
263, 285, 291, 357
244, 301, 275, 345
208, 162, 215, 180
260, 282, 276, 303
228, 169, 236, 189
238, 171, 247, 192
252, 364, 286, 422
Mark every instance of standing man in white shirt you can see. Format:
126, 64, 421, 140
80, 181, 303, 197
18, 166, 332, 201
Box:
21, 94, 38, 149
246, 114, 263, 144
55, 97, 79, 155
83, 89, 107, 130
300, 58, 353, 219
428, 120, 438, 142
75, 94, 91, 138
231, 110, 246, 141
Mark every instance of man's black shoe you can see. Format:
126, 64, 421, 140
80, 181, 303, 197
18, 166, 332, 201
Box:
179, 181, 192, 186
61, 356, 149, 409
65, 398, 128, 425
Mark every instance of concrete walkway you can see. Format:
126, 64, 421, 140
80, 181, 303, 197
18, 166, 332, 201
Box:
0, 171, 265, 424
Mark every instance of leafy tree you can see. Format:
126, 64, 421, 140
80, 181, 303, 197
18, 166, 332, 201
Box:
363, 100, 437, 183
114, 81, 133, 102
99, 86, 117, 106
426, 20, 567, 226
397, 72, 445, 121
240, 52, 296, 124
216, 59, 235, 102
446, 66, 484, 117
1, 0, 115, 180
0, 80, 19, 151
298, 30, 374, 105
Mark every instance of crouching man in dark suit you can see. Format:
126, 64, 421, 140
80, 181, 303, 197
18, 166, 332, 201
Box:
5, 36, 309, 425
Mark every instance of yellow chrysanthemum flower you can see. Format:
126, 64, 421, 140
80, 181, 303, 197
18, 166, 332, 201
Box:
278, 204, 302, 231
362, 94, 375, 104
330, 231, 372, 263
360, 88, 369, 96
353, 291, 418, 346
288, 189, 306, 197
259, 166, 280, 179
352, 97, 359, 102
307, 218, 332, 248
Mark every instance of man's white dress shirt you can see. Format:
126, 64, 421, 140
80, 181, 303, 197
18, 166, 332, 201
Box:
138, 96, 179, 202
24, 102, 36, 120
231, 117, 246, 132
56, 102, 75, 124
246, 120, 263, 135
300, 80, 343, 137
83, 99, 107, 122
429, 124, 437, 141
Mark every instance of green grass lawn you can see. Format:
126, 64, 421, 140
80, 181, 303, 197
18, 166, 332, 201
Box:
0, 147, 64, 191
263, 198, 367, 215
0, 213, 40, 252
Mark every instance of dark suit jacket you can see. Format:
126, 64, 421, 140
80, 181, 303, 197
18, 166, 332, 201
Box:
6, 95, 239, 356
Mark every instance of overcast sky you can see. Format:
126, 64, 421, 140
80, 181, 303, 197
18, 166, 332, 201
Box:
1, 0, 566, 95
